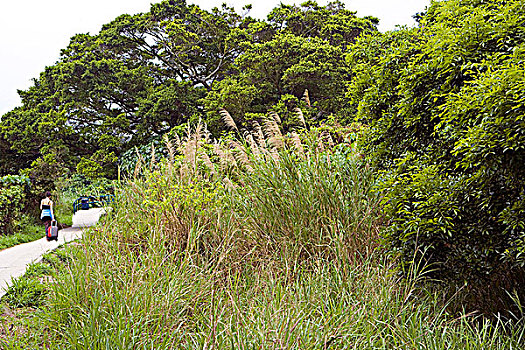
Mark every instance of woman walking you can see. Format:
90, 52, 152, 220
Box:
40, 191, 54, 235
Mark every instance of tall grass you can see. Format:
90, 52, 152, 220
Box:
227, 143, 380, 268
11, 127, 524, 348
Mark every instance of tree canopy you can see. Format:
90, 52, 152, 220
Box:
347, 0, 525, 307
0, 0, 378, 178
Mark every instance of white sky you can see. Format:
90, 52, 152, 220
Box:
0, 0, 430, 116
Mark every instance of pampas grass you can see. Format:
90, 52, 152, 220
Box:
200, 151, 216, 176
220, 108, 239, 133
303, 89, 311, 107
252, 121, 266, 149
133, 147, 144, 178
290, 132, 304, 155
269, 111, 281, 125
295, 107, 307, 128
149, 144, 156, 171
244, 133, 261, 156
163, 134, 175, 176
230, 140, 253, 172
214, 142, 237, 170
263, 115, 284, 149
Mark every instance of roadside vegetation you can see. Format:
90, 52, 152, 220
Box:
0, 223, 41, 251
1, 0, 524, 348
1, 245, 76, 348
0, 175, 44, 250
3, 123, 525, 348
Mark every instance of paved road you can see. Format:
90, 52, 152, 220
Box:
72, 207, 108, 228
0, 208, 108, 298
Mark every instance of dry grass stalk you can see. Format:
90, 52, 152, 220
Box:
295, 107, 307, 128
270, 149, 280, 161
163, 134, 175, 175
185, 123, 192, 143
135, 146, 145, 164
252, 121, 266, 149
290, 132, 305, 155
133, 157, 142, 179
149, 144, 156, 171
322, 131, 335, 148
219, 108, 239, 133
303, 89, 311, 107
180, 162, 190, 179
214, 143, 237, 169
317, 135, 326, 153
183, 137, 197, 175
223, 177, 236, 190
199, 151, 216, 176
230, 140, 253, 172
194, 121, 203, 147
263, 118, 280, 138
268, 136, 284, 149
192, 124, 203, 173
173, 133, 182, 150
269, 111, 281, 125
133, 147, 145, 178
203, 124, 211, 144
245, 133, 261, 156
263, 117, 284, 149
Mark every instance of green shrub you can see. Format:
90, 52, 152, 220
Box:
347, 0, 525, 313
0, 175, 30, 235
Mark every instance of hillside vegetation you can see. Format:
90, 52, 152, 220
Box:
1, 0, 525, 348
5, 126, 525, 348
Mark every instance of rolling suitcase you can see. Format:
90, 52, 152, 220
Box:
46, 220, 59, 241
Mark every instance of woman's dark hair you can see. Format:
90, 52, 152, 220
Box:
45, 191, 52, 198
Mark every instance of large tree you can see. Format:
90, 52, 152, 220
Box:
203, 1, 378, 132
0, 0, 251, 177
0, 0, 378, 178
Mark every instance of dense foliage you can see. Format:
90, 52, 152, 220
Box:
5, 129, 525, 348
1, 0, 525, 320
0, 0, 377, 179
0, 175, 30, 234
348, 0, 525, 311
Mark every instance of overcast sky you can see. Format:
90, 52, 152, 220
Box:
0, 0, 430, 116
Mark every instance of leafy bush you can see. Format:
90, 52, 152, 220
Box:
348, 0, 525, 313
0, 175, 30, 235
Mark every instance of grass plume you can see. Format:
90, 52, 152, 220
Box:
219, 108, 239, 133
